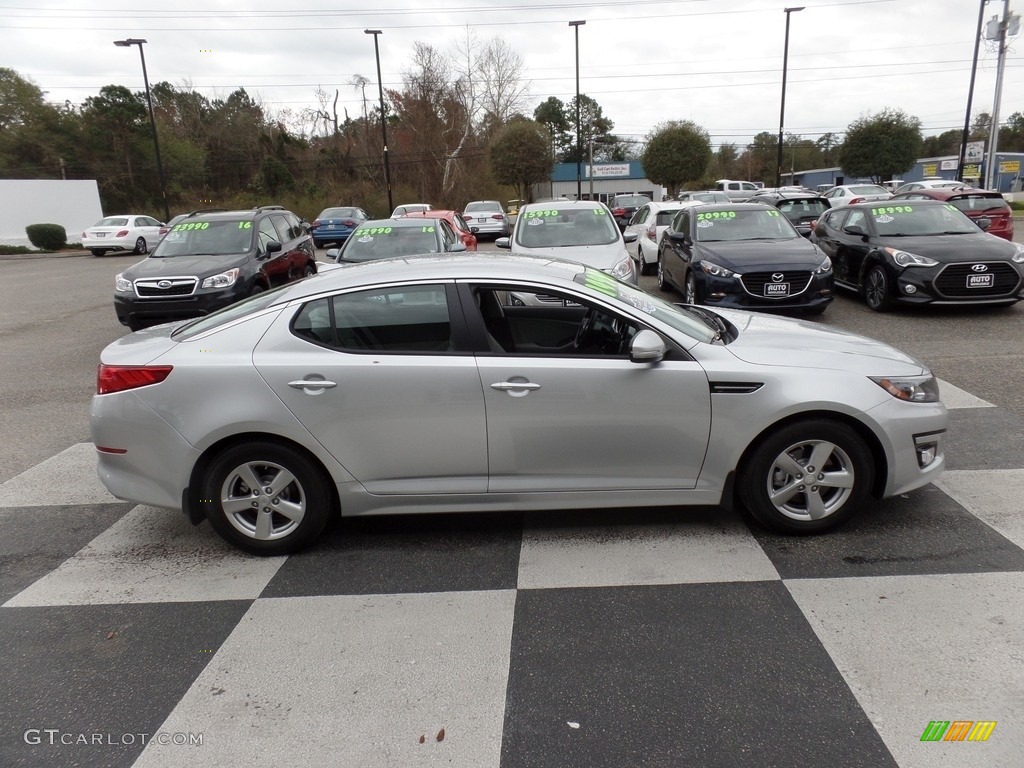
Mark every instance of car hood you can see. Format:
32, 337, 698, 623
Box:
869, 232, 1018, 260
717, 309, 926, 374
124, 253, 250, 278
512, 242, 628, 270
696, 238, 825, 271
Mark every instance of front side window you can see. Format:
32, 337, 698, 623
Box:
292, 284, 452, 353
258, 218, 279, 251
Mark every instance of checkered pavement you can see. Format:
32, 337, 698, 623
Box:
1, 379, 1021, 768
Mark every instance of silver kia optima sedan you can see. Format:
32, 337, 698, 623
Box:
91, 254, 948, 555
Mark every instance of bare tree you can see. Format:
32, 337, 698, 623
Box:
479, 38, 530, 131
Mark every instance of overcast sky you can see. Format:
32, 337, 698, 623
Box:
4, 0, 1021, 153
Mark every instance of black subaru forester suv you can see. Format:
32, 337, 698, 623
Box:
114, 206, 316, 331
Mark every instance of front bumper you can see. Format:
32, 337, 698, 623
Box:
889, 261, 1024, 306
114, 282, 251, 327
697, 272, 834, 311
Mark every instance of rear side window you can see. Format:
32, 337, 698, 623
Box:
292, 285, 453, 353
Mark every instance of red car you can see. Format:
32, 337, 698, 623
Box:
401, 209, 478, 251
890, 188, 1014, 241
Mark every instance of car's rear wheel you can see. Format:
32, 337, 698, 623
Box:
864, 264, 892, 312
303, 264, 315, 278
132, 237, 147, 255
201, 442, 331, 555
91, 249, 107, 257
250, 283, 265, 296
738, 419, 873, 533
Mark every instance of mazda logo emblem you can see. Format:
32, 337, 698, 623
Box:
157, 280, 171, 289
971, 264, 988, 272
771, 273, 784, 282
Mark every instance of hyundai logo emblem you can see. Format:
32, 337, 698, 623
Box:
771, 273, 784, 282
971, 264, 989, 272
157, 280, 172, 289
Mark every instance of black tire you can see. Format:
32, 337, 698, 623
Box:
303, 263, 316, 278
863, 264, 892, 312
684, 272, 700, 305
656, 252, 672, 293
132, 237, 147, 255
127, 318, 144, 332
636, 245, 651, 276
200, 441, 331, 555
91, 249, 107, 257
250, 282, 265, 297
737, 419, 873, 534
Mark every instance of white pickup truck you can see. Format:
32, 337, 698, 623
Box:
715, 179, 761, 203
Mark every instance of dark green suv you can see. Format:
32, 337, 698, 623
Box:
114, 205, 316, 331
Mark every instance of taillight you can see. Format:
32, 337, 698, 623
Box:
342, 219, 357, 226
646, 223, 657, 241
491, 213, 505, 220
97, 365, 173, 395
612, 207, 626, 217
849, 197, 865, 205
116, 229, 129, 237
310, 219, 321, 228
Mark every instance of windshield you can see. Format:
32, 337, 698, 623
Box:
337, 224, 441, 262
573, 269, 718, 343
152, 219, 253, 257
694, 209, 799, 242
318, 208, 358, 219
850, 185, 888, 195
870, 204, 979, 236
515, 207, 620, 248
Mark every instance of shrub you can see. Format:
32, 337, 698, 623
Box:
25, 223, 68, 251
0, 245, 33, 255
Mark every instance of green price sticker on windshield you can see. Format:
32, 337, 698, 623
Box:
696, 211, 736, 220
355, 226, 393, 236
173, 222, 211, 231
523, 210, 560, 219
765, 210, 780, 217
870, 206, 913, 216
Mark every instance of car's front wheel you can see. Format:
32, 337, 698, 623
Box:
636, 245, 651, 276
684, 272, 700, 305
738, 419, 873, 533
863, 264, 892, 312
201, 442, 332, 555
657, 252, 672, 293
132, 237, 147, 255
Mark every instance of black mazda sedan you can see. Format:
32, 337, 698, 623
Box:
811, 200, 1024, 311
656, 203, 834, 314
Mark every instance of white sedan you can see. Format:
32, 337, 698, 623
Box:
623, 201, 684, 275
82, 214, 164, 257
821, 185, 891, 208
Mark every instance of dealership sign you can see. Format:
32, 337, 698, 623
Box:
585, 164, 631, 178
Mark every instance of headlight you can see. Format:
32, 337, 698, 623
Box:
1012, 243, 1024, 263
608, 255, 636, 283
884, 247, 938, 268
869, 374, 940, 403
201, 268, 240, 289
813, 257, 832, 274
696, 260, 737, 278
115, 274, 132, 292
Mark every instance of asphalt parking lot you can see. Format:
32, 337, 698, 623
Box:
1, 246, 1022, 767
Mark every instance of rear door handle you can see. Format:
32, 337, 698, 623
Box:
288, 379, 337, 390
491, 381, 541, 392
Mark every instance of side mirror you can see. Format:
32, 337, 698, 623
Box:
622, 231, 639, 243
495, 237, 511, 250
258, 240, 282, 259
629, 329, 666, 364
976, 216, 992, 231
325, 248, 341, 261
843, 224, 867, 237
450, 242, 468, 253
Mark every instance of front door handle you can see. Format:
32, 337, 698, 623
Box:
491, 381, 541, 392
288, 379, 337, 390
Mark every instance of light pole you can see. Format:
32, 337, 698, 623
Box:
775, 7, 804, 189
365, 29, 393, 213
958, 0, 989, 182
113, 38, 170, 222
569, 20, 586, 200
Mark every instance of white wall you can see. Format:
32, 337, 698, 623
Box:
0, 180, 104, 247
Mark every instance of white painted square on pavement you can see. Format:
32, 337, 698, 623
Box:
0, 442, 118, 508
936, 469, 1024, 550
131, 590, 516, 768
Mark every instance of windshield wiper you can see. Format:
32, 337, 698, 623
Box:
680, 304, 726, 341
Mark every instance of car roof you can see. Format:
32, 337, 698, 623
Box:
844, 199, 950, 210
685, 202, 777, 211
279, 253, 588, 303
365, 216, 440, 227
402, 209, 457, 217
893, 187, 1000, 201
521, 200, 605, 210
177, 207, 286, 221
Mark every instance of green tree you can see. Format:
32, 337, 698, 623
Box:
640, 120, 712, 197
533, 96, 572, 161
921, 129, 962, 157
489, 119, 552, 202
838, 108, 922, 183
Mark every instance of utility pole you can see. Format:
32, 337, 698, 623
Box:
959, 0, 989, 182
985, 1, 1020, 190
